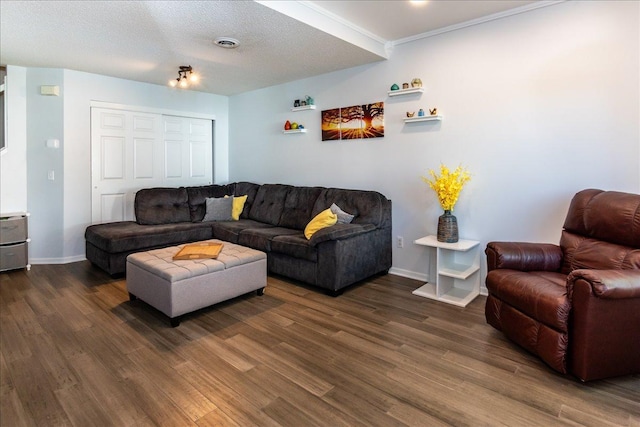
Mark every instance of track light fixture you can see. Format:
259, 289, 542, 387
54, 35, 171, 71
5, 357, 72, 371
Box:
169, 65, 198, 88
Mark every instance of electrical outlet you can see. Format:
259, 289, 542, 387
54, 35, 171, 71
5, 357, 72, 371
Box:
397, 236, 404, 248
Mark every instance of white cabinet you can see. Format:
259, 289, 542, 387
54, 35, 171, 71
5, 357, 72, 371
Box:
412, 235, 480, 307
0, 212, 30, 272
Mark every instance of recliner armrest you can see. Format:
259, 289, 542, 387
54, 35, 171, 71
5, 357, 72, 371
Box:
309, 223, 375, 247
486, 241, 563, 272
567, 269, 640, 300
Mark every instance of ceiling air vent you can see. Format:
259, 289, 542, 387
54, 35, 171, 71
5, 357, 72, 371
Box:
214, 37, 240, 49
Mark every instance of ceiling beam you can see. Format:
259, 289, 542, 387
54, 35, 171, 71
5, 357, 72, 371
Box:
256, 0, 390, 59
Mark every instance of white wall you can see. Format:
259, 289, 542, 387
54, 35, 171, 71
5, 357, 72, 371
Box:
0, 66, 27, 213
11, 69, 229, 263
229, 1, 640, 286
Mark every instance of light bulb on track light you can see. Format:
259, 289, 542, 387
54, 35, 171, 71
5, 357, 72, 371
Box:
168, 65, 198, 89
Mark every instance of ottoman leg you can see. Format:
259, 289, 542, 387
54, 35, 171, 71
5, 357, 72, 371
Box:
170, 316, 181, 327
257, 287, 265, 296
129, 292, 137, 301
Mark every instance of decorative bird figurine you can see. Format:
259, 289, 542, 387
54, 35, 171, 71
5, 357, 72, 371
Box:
406, 111, 415, 118
429, 108, 438, 116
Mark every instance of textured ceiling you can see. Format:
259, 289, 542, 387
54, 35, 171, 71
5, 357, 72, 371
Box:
0, 0, 551, 96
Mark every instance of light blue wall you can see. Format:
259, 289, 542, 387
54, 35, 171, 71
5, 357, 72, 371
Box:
7, 69, 229, 262
26, 68, 65, 260
229, 1, 640, 284
61, 70, 229, 260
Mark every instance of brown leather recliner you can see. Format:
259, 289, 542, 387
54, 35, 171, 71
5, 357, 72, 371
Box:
485, 189, 640, 381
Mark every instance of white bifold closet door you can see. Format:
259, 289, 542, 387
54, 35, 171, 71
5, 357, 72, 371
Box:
91, 108, 212, 224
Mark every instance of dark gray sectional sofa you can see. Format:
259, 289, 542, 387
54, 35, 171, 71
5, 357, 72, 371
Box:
85, 182, 392, 295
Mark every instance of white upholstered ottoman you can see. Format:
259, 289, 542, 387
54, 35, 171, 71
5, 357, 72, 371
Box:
126, 239, 267, 326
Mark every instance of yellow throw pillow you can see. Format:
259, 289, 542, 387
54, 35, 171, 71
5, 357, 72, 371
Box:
231, 195, 247, 220
304, 208, 337, 240
224, 195, 247, 220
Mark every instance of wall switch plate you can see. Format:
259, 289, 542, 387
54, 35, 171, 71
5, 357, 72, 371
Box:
46, 138, 60, 148
48, 170, 55, 180
397, 236, 404, 248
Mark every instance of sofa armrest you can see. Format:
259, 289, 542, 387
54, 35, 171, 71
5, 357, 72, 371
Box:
485, 241, 563, 272
567, 269, 640, 300
567, 268, 640, 381
309, 223, 375, 247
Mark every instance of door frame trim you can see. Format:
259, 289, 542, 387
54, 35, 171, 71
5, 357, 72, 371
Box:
90, 101, 216, 121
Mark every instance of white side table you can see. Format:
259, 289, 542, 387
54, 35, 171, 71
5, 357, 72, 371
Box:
412, 235, 480, 307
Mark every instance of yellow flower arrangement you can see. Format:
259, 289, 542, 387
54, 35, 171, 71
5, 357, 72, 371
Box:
421, 164, 471, 212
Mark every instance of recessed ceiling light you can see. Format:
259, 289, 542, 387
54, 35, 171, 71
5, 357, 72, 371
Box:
214, 37, 240, 49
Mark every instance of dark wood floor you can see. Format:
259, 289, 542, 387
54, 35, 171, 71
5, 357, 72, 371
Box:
1, 262, 638, 426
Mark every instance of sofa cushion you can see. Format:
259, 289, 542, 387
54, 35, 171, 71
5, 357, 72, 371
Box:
230, 195, 248, 220
211, 219, 273, 244
203, 197, 233, 222
248, 184, 291, 226
135, 187, 191, 225
278, 186, 323, 230
234, 182, 260, 219
563, 189, 640, 248
560, 231, 640, 274
239, 227, 300, 252
308, 223, 374, 246
312, 188, 389, 228
330, 203, 354, 224
304, 208, 337, 239
85, 221, 213, 253
271, 234, 318, 262
485, 269, 569, 332
186, 184, 236, 222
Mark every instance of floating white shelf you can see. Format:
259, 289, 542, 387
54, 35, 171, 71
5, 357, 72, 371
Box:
291, 105, 316, 112
283, 129, 307, 134
388, 87, 424, 97
404, 115, 443, 123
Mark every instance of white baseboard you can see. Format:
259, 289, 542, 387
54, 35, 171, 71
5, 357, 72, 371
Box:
388, 267, 427, 282
30, 255, 87, 265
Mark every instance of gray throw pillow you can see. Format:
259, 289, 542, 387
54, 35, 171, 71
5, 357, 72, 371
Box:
330, 203, 354, 224
203, 197, 233, 222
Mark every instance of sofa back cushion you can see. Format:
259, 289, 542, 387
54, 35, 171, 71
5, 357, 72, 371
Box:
560, 231, 640, 274
312, 188, 391, 229
135, 187, 191, 225
186, 184, 236, 222
234, 182, 261, 219
278, 186, 324, 230
560, 189, 640, 274
564, 189, 640, 247
248, 184, 291, 226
